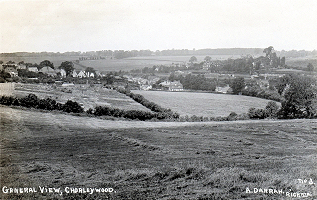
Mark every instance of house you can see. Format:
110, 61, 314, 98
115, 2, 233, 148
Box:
71, 70, 78, 78
28, 67, 38, 72
140, 85, 152, 91
77, 71, 86, 78
17, 64, 27, 70
160, 81, 183, 91
39, 66, 56, 77
216, 85, 232, 93
60, 69, 67, 77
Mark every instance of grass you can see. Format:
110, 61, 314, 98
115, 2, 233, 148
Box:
1, 106, 316, 199
132, 90, 278, 117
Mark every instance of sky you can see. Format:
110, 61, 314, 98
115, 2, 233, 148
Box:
0, 0, 316, 53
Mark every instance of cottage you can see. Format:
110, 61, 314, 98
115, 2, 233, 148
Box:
77, 71, 86, 78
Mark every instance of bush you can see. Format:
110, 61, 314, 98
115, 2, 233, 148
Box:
0, 96, 15, 105
227, 112, 238, 121
19, 94, 39, 108
63, 100, 84, 113
265, 101, 279, 118
248, 108, 267, 119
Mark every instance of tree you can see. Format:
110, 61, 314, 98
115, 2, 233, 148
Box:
59, 61, 74, 77
263, 46, 274, 58
280, 57, 286, 67
6, 60, 15, 64
204, 56, 211, 62
189, 56, 197, 63
279, 74, 317, 118
85, 67, 96, 74
307, 63, 314, 72
40, 60, 54, 69
229, 77, 245, 94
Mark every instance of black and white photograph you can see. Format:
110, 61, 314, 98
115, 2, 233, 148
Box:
0, 0, 316, 199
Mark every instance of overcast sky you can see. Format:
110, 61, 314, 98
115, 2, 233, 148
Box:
1, 0, 316, 53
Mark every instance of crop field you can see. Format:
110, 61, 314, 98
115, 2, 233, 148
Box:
132, 90, 277, 117
0, 106, 316, 199
0, 83, 151, 112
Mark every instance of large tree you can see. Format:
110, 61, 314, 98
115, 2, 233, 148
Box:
263, 46, 274, 58
59, 61, 74, 77
279, 74, 317, 118
40, 60, 54, 69
189, 56, 197, 63
229, 77, 245, 94
307, 63, 314, 72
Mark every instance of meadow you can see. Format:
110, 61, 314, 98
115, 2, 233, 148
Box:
1, 106, 316, 199
132, 90, 277, 117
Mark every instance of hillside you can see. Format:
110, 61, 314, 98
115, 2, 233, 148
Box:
1, 106, 316, 199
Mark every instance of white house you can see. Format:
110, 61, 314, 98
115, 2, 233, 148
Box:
28, 67, 38, 72
77, 71, 86, 78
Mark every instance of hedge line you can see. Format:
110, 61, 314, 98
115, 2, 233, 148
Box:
114, 87, 180, 119
0, 94, 83, 113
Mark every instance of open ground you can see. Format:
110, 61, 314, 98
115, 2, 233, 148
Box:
1, 106, 316, 199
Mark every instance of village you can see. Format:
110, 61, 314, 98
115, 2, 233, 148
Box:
0, 56, 296, 96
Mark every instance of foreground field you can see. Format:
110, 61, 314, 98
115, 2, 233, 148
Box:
132, 90, 277, 117
1, 106, 316, 199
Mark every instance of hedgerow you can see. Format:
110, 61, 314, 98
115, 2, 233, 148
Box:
114, 87, 180, 119
0, 94, 83, 113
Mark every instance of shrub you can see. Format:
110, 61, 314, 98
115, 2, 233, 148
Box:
265, 101, 279, 118
227, 112, 238, 121
19, 94, 39, 108
248, 107, 267, 119
63, 100, 84, 113
0, 96, 14, 105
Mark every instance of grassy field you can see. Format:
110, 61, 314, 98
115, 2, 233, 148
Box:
1, 106, 316, 199
79, 55, 241, 72
132, 90, 277, 117
0, 55, 240, 72
0, 83, 151, 112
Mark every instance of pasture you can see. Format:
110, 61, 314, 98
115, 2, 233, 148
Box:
1, 106, 316, 199
132, 90, 277, 117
